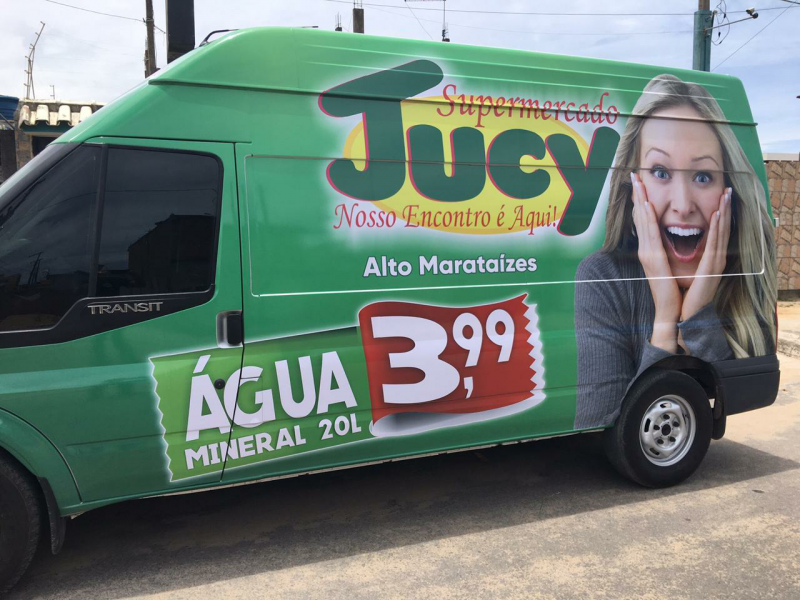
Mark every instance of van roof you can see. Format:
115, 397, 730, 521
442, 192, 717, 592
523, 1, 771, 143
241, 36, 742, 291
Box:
59, 26, 756, 145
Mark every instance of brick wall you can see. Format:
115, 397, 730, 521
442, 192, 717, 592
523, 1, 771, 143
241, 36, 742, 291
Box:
768, 158, 799, 291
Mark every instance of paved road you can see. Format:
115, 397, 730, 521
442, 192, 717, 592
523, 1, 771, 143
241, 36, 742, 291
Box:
10, 316, 800, 599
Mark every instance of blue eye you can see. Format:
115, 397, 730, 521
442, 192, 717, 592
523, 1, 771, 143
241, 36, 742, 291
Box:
650, 166, 670, 180
694, 172, 713, 184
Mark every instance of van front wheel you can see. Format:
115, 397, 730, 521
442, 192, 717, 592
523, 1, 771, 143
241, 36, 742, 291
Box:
604, 370, 712, 488
0, 453, 43, 593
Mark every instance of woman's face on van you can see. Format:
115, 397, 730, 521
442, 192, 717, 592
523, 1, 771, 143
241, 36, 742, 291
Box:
638, 105, 725, 286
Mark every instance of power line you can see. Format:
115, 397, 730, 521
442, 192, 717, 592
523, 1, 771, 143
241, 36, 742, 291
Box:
325, 0, 790, 17
44, 0, 142, 23
44, 0, 165, 33
48, 29, 141, 57
38, 67, 134, 75
450, 23, 692, 36
404, 2, 434, 40
369, 5, 693, 36
38, 54, 140, 65
711, 0, 732, 45
712, 4, 796, 70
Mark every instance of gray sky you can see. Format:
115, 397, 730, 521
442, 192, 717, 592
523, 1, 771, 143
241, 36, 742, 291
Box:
2, 0, 798, 152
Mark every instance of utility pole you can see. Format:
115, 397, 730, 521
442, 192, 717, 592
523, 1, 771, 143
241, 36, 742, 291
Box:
442, 0, 449, 42
24, 22, 45, 99
692, 0, 714, 71
353, 1, 364, 33
145, 0, 157, 77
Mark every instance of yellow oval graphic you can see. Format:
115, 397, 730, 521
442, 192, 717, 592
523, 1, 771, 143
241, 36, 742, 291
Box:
340, 95, 590, 235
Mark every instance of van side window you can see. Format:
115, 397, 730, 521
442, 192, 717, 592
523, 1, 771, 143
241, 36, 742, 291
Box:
0, 146, 100, 332
96, 148, 220, 297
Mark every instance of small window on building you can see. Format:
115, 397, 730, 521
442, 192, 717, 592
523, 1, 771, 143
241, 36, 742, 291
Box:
32, 136, 53, 157
96, 148, 220, 297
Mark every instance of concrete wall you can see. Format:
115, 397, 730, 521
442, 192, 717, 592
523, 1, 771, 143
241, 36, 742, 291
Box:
767, 155, 800, 291
12, 103, 33, 171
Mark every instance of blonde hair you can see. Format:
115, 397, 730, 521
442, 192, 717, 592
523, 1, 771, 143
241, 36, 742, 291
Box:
603, 74, 776, 357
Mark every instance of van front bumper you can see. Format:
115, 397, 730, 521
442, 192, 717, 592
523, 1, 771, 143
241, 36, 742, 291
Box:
712, 354, 780, 416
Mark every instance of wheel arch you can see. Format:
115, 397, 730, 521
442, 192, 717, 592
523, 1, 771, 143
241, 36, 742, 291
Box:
0, 409, 81, 515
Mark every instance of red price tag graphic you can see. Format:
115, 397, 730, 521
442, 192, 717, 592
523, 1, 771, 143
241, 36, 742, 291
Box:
358, 294, 545, 436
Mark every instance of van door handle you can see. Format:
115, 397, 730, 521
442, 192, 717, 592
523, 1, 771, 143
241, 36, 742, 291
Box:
216, 311, 244, 347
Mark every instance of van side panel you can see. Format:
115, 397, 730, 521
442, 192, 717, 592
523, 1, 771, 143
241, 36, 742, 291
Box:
91, 28, 773, 487
13, 28, 774, 499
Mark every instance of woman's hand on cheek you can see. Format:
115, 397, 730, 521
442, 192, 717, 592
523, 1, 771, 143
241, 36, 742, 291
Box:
681, 187, 732, 322
632, 172, 681, 353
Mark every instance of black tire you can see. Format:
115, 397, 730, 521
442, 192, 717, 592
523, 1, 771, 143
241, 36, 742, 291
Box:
0, 452, 43, 593
603, 369, 712, 488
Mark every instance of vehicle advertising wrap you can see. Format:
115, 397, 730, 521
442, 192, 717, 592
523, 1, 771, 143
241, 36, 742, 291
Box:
319, 60, 620, 238
153, 55, 774, 481
153, 296, 543, 481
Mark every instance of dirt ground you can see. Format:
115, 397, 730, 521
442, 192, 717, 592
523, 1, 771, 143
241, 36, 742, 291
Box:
8, 305, 800, 600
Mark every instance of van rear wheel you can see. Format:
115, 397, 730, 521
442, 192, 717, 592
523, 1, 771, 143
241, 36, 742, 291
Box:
0, 453, 43, 593
604, 370, 712, 488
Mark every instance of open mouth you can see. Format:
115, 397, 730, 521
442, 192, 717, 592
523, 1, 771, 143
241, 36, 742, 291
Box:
664, 226, 704, 262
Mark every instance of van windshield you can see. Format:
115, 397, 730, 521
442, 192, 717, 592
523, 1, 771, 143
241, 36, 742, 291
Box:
0, 143, 98, 331
0, 143, 77, 209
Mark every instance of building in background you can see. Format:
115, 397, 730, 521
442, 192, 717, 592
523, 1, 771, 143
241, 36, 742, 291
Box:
0, 95, 18, 183
13, 98, 104, 172
1, 96, 105, 182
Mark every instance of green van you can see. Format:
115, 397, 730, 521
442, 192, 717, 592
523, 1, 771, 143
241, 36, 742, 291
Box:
0, 27, 779, 590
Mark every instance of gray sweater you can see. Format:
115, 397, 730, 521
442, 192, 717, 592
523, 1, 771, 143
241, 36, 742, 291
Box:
573, 250, 733, 430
